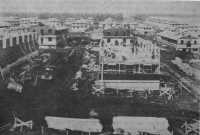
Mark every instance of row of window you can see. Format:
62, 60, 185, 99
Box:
40, 29, 53, 35
0, 34, 36, 49
72, 26, 87, 29
181, 48, 199, 52
107, 38, 129, 43
104, 31, 130, 36
40, 37, 53, 44
180, 40, 197, 45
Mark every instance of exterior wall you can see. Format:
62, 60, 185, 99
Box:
136, 25, 155, 36
39, 35, 57, 49
95, 80, 160, 91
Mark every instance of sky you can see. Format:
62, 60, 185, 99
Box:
1, 0, 200, 15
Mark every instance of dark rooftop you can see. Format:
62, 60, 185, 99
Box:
102, 73, 170, 80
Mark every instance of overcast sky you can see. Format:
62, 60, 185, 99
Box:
1, 0, 200, 15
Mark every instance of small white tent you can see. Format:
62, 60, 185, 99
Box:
45, 116, 102, 133
113, 116, 172, 135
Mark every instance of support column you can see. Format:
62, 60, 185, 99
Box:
3, 38, 6, 49
16, 36, 19, 45
10, 37, 13, 47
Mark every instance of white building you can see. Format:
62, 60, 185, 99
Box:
42, 18, 66, 29
19, 17, 39, 26
71, 19, 90, 32
136, 23, 155, 36
0, 24, 41, 68
158, 30, 200, 53
0, 26, 39, 49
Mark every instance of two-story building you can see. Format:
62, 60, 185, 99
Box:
177, 34, 200, 53
70, 19, 90, 32
38, 26, 68, 49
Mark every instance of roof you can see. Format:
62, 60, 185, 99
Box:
102, 17, 115, 24
103, 28, 131, 37
45, 116, 102, 132
158, 31, 181, 40
113, 116, 172, 135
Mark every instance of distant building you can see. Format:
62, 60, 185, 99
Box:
0, 17, 40, 27
99, 17, 132, 30
71, 19, 90, 32
42, 18, 66, 29
177, 35, 200, 53
99, 17, 118, 30
38, 26, 68, 49
19, 17, 40, 26
136, 23, 155, 36
158, 30, 200, 53
0, 16, 20, 27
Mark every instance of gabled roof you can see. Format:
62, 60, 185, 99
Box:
113, 116, 171, 135
45, 116, 102, 132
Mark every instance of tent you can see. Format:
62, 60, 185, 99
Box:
113, 116, 172, 135
45, 116, 102, 133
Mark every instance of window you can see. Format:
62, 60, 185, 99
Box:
41, 38, 43, 44
0, 40, 3, 48
33, 29, 36, 32
193, 48, 198, 51
40, 29, 44, 35
180, 40, 184, 44
187, 41, 191, 47
130, 40, 134, 43
13, 37, 17, 46
123, 38, 126, 43
48, 29, 52, 34
115, 40, 119, 46
194, 40, 197, 44
48, 37, 52, 41
107, 38, 110, 43
6, 39, 10, 48
123, 32, 126, 36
